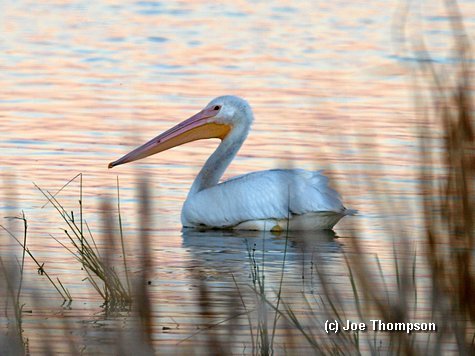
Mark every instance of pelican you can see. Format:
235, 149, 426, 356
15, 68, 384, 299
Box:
109, 96, 355, 230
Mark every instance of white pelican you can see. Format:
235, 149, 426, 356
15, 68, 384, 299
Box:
109, 96, 355, 230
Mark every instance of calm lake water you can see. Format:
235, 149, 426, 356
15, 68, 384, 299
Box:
1, 0, 474, 354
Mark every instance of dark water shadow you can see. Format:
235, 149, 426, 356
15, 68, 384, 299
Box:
181, 228, 343, 276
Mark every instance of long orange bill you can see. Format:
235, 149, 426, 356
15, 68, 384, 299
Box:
109, 106, 230, 168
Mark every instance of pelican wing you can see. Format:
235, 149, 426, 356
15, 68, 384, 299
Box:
182, 169, 345, 228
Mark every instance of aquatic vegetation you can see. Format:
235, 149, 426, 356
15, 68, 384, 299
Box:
35, 176, 132, 310
1, 212, 72, 302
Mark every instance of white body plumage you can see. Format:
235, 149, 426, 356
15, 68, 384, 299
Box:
182, 169, 353, 230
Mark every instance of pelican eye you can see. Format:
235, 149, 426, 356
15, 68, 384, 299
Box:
213, 105, 221, 111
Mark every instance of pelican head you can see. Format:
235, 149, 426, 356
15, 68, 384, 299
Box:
207, 95, 254, 128
108, 95, 253, 168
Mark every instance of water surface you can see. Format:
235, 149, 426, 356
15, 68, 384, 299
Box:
1, 0, 474, 353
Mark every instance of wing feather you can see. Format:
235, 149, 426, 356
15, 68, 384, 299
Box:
182, 169, 345, 227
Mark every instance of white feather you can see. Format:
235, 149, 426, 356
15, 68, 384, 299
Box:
182, 169, 350, 229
